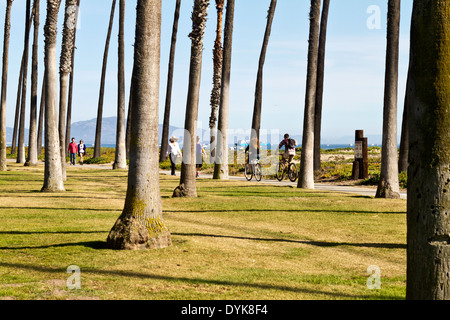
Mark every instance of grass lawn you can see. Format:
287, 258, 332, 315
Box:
0, 162, 407, 300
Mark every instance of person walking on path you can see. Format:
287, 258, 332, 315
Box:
68, 137, 78, 165
78, 140, 86, 165
166, 136, 182, 176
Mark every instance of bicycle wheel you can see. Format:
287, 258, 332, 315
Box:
276, 162, 285, 181
288, 163, 298, 182
244, 163, 253, 181
254, 163, 262, 182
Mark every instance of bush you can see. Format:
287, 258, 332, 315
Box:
84, 157, 110, 164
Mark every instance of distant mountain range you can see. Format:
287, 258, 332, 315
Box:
6, 116, 392, 147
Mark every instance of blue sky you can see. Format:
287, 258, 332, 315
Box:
1, 0, 413, 143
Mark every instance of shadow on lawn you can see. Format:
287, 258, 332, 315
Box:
172, 233, 406, 249
0, 261, 403, 300
0, 232, 405, 250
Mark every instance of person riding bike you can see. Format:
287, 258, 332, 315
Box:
245, 136, 260, 165
278, 133, 296, 165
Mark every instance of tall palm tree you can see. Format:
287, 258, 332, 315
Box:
313, 0, 330, 172
42, 0, 64, 192
160, 0, 182, 163
59, 0, 78, 179
406, 0, 450, 300
37, 75, 45, 156
208, 0, 224, 163
213, 0, 235, 180
375, 0, 401, 199
298, 0, 321, 190
11, 55, 24, 155
107, 0, 171, 250
125, 65, 134, 159
113, 0, 127, 170
65, 0, 81, 157
173, 0, 210, 198
250, 0, 277, 151
0, 0, 14, 172
398, 66, 411, 173
17, 0, 32, 164
94, 0, 116, 159
25, 0, 40, 167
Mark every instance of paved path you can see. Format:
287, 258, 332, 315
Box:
7, 159, 406, 199
160, 170, 407, 199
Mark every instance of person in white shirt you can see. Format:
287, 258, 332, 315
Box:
166, 136, 182, 176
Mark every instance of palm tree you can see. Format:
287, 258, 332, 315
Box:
125, 65, 134, 159
160, 0, 182, 163
173, 0, 210, 198
94, 0, 116, 159
59, 0, 78, 178
37, 75, 45, 156
213, 0, 235, 180
42, 0, 64, 192
11, 55, 24, 155
65, 0, 81, 157
208, 0, 224, 163
406, 0, 450, 300
0, 0, 14, 172
250, 0, 277, 151
17, 0, 32, 164
107, 0, 171, 250
398, 66, 410, 173
313, 0, 330, 172
375, 0, 401, 199
25, 0, 40, 167
113, 0, 127, 170
298, 0, 321, 190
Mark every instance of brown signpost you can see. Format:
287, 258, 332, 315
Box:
352, 130, 368, 180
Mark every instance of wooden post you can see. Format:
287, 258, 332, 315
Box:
352, 130, 368, 180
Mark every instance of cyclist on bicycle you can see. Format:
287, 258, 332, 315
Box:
278, 133, 296, 164
245, 136, 260, 164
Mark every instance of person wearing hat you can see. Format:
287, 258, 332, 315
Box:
167, 136, 182, 176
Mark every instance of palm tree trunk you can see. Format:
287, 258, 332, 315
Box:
125, 66, 133, 159
298, 0, 321, 189
406, 0, 450, 300
174, 0, 210, 198
42, 0, 64, 192
250, 0, 277, 148
398, 65, 410, 173
160, 0, 181, 163
17, 0, 32, 164
375, 0, 401, 199
313, 0, 330, 172
11, 55, 24, 155
0, 0, 14, 171
213, 0, 235, 180
37, 75, 45, 156
65, 0, 80, 158
59, 0, 78, 178
25, 0, 40, 167
113, 0, 127, 170
107, 0, 171, 250
94, 0, 116, 159
208, 0, 224, 164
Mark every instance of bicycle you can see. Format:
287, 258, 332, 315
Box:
244, 158, 262, 182
276, 160, 298, 182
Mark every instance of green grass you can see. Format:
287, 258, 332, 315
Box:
0, 162, 407, 300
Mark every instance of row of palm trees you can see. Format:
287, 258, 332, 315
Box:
0, 0, 448, 299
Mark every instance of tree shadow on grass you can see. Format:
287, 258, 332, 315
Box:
0, 231, 405, 251
164, 209, 405, 215
172, 232, 406, 249
0, 261, 403, 300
